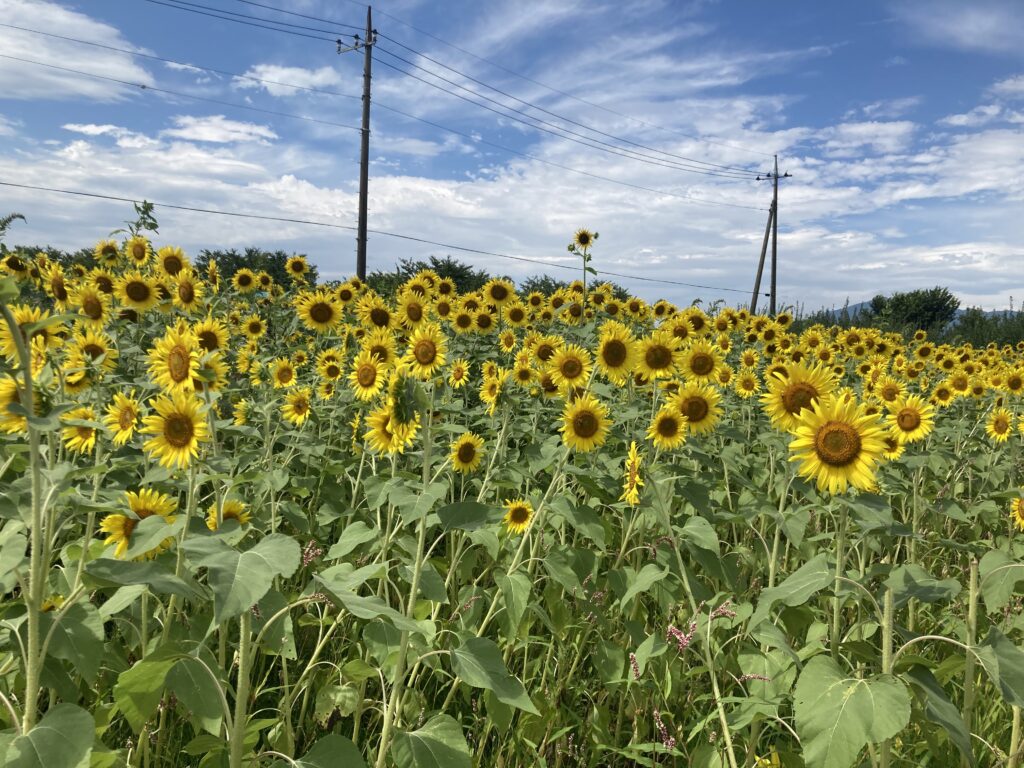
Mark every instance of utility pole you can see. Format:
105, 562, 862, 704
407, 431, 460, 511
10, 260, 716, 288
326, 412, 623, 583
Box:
753, 155, 790, 315
355, 7, 375, 280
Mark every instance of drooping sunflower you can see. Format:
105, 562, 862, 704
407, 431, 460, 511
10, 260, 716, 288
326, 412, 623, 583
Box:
448, 358, 470, 389
671, 383, 722, 436
349, 349, 386, 401
233, 399, 249, 426
270, 357, 297, 388
282, 387, 312, 426
678, 339, 723, 384
1011, 497, 1024, 533
99, 489, 178, 559
0, 375, 27, 434
141, 392, 209, 469
761, 361, 837, 432
115, 270, 160, 313
647, 406, 687, 451
549, 344, 593, 393
887, 394, 935, 444
620, 441, 644, 506
502, 498, 535, 535
451, 432, 485, 473
61, 405, 98, 454
193, 352, 229, 394
788, 396, 888, 495
43, 263, 71, 310
404, 323, 447, 380
295, 289, 343, 333
232, 268, 258, 294
596, 322, 637, 384
986, 408, 1013, 443
561, 393, 610, 452
882, 433, 905, 461
104, 391, 142, 445
206, 498, 252, 531
147, 325, 199, 394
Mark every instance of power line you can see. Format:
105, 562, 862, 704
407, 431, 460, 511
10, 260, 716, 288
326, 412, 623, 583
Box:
377, 33, 760, 175
0, 55, 362, 133
0, 181, 764, 296
230, 0, 774, 159
0, 24, 762, 211
140, 0, 338, 41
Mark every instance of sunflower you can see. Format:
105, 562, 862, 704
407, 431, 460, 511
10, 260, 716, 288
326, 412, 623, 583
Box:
503, 498, 535, 535
0, 376, 27, 434
115, 270, 160, 313
647, 406, 687, 451
480, 375, 503, 416
635, 330, 680, 381
0, 304, 64, 361
474, 310, 496, 334
735, 370, 761, 399
61, 405, 98, 454
70, 328, 118, 373
270, 358, 297, 388
233, 399, 249, 426
887, 394, 934, 444
761, 361, 837, 432
286, 255, 310, 281
549, 344, 593, 393
349, 350, 385, 401
986, 408, 1013, 443
679, 339, 723, 384
357, 294, 394, 330
788, 396, 888, 494
882, 434, 905, 461
100, 489, 178, 559
94, 239, 121, 266
1011, 497, 1024, 533
124, 235, 152, 266
282, 387, 313, 426
193, 352, 228, 394
104, 391, 142, 445
532, 335, 563, 365
141, 392, 209, 469
596, 322, 637, 384
241, 314, 266, 341
874, 375, 906, 405
295, 289, 343, 333
173, 269, 205, 312
232, 268, 258, 294
206, 498, 252, 531
451, 432, 484, 473
404, 323, 447, 380
561, 393, 610, 452
154, 246, 187, 277
448, 359, 470, 389
671, 383, 722, 436
193, 316, 230, 352
147, 326, 199, 394
503, 301, 529, 327
43, 264, 71, 310
499, 330, 517, 354
572, 228, 597, 251
256, 271, 274, 291
621, 441, 644, 506
483, 278, 515, 307
364, 402, 417, 455
318, 356, 344, 381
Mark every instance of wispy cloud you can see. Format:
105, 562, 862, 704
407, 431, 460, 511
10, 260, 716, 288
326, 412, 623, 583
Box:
892, 0, 1024, 56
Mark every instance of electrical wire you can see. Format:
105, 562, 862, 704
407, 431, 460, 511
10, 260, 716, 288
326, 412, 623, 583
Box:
140, 0, 337, 41
231, 0, 775, 158
0, 181, 766, 295
0, 25, 763, 210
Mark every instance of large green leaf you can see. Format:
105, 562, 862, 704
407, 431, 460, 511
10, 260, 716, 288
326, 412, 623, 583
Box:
274, 734, 366, 768
977, 627, 1024, 707
322, 588, 432, 638
979, 549, 1024, 613
326, 522, 378, 559
392, 715, 471, 768
680, 516, 719, 555
39, 601, 104, 683
496, 572, 531, 637
450, 637, 539, 714
884, 564, 960, 609
85, 558, 204, 599
113, 650, 183, 732
794, 655, 911, 768
619, 564, 668, 611
6, 704, 94, 768
750, 554, 831, 628
904, 665, 974, 765
166, 657, 224, 736
186, 533, 300, 623
437, 501, 502, 532
122, 515, 186, 561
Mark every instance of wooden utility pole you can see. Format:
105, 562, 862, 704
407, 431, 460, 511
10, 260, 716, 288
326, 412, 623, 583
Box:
753, 155, 790, 315
356, 6, 374, 280
750, 202, 774, 314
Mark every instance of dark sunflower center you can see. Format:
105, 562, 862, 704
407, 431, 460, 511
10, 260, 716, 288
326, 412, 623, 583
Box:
457, 443, 477, 464
572, 410, 599, 439
508, 308, 525, 323
237, 273, 252, 287
814, 421, 862, 467
118, 408, 135, 430
681, 396, 708, 423
95, 276, 114, 293
277, 367, 294, 384
413, 340, 437, 366
326, 364, 341, 378
339, 289, 353, 302
1008, 375, 1023, 392
167, 346, 191, 383
102, 245, 118, 259
163, 256, 183, 276
178, 282, 195, 304
131, 243, 146, 260
896, 409, 921, 431
247, 322, 262, 335
476, 314, 493, 330
577, 233, 591, 246
602, 340, 627, 368
994, 416, 1009, 434
309, 302, 334, 324
198, 331, 219, 351
164, 413, 195, 448
568, 303, 582, 318
560, 358, 583, 379
356, 365, 377, 388
688, 352, 714, 376
455, 313, 472, 329
369, 308, 390, 328
490, 284, 509, 301
292, 397, 309, 415
646, 345, 673, 371
290, 261, 304, 273
83, 343, 104, 359
53, 279, 68, 301
6, 256, 25, 271
781, 382, 818, 415
536, 343, 555, 362
509, 505, 529, 524
656, 415, 679, 438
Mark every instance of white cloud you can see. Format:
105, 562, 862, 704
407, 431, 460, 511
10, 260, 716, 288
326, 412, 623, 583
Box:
233, 64, 345, 97
845, 97, 922, 120
0, 1, 154, 101
893, 0, 1024, 56
0, 115, 19, 137
938, 104, 1002, 127
989, 74, 1024, 100
817, 121, 916, 156
161, 116, 278, 144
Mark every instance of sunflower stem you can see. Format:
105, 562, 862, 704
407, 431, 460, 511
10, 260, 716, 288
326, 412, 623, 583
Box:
961, 558, 979, 768
831, 504, 848, 660
229, 610, 252, 768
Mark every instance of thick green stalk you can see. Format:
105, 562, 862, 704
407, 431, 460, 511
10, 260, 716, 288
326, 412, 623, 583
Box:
879, 585, 894, 768
229, 611, 253, 768
1009, 706, 1021, 768
961, 559, 979, 768
831, 506, 848, 659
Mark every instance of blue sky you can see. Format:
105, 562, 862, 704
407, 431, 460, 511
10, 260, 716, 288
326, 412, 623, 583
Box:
1, 0, 1022, 309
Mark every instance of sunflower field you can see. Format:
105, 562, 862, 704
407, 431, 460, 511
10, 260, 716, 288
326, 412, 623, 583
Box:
0, 231, 1022, 768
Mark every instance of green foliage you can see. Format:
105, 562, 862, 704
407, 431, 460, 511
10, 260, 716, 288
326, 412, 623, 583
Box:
366, 255, 493, 295
195, 246, 319, 285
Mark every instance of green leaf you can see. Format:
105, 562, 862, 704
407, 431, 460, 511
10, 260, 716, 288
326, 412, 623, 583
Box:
391, 714, 471, 768
979, 549, 1024, 613
680, 516, 719, 555
114, 650, 182, 732
619, 565, 668, 611
749, 554, 831, 629
327, 522, 378, 559
437, 501, 502, 532
794, 655, 911, 768
121, 515, 186, 561
884, 564, 961, 609
6, 703, 94, 768
85, 558, 204, 599
283, 734, 367, 768
904, 665, 974, 765
39, 601, 104, 683
450, 637, 539, 714
977, 627, 1024, 707
166, 657, 224, 736
324, 589, 432, 638
99, 585, 147, 618
496, 572, 531, 636
186, 533, 300, 623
